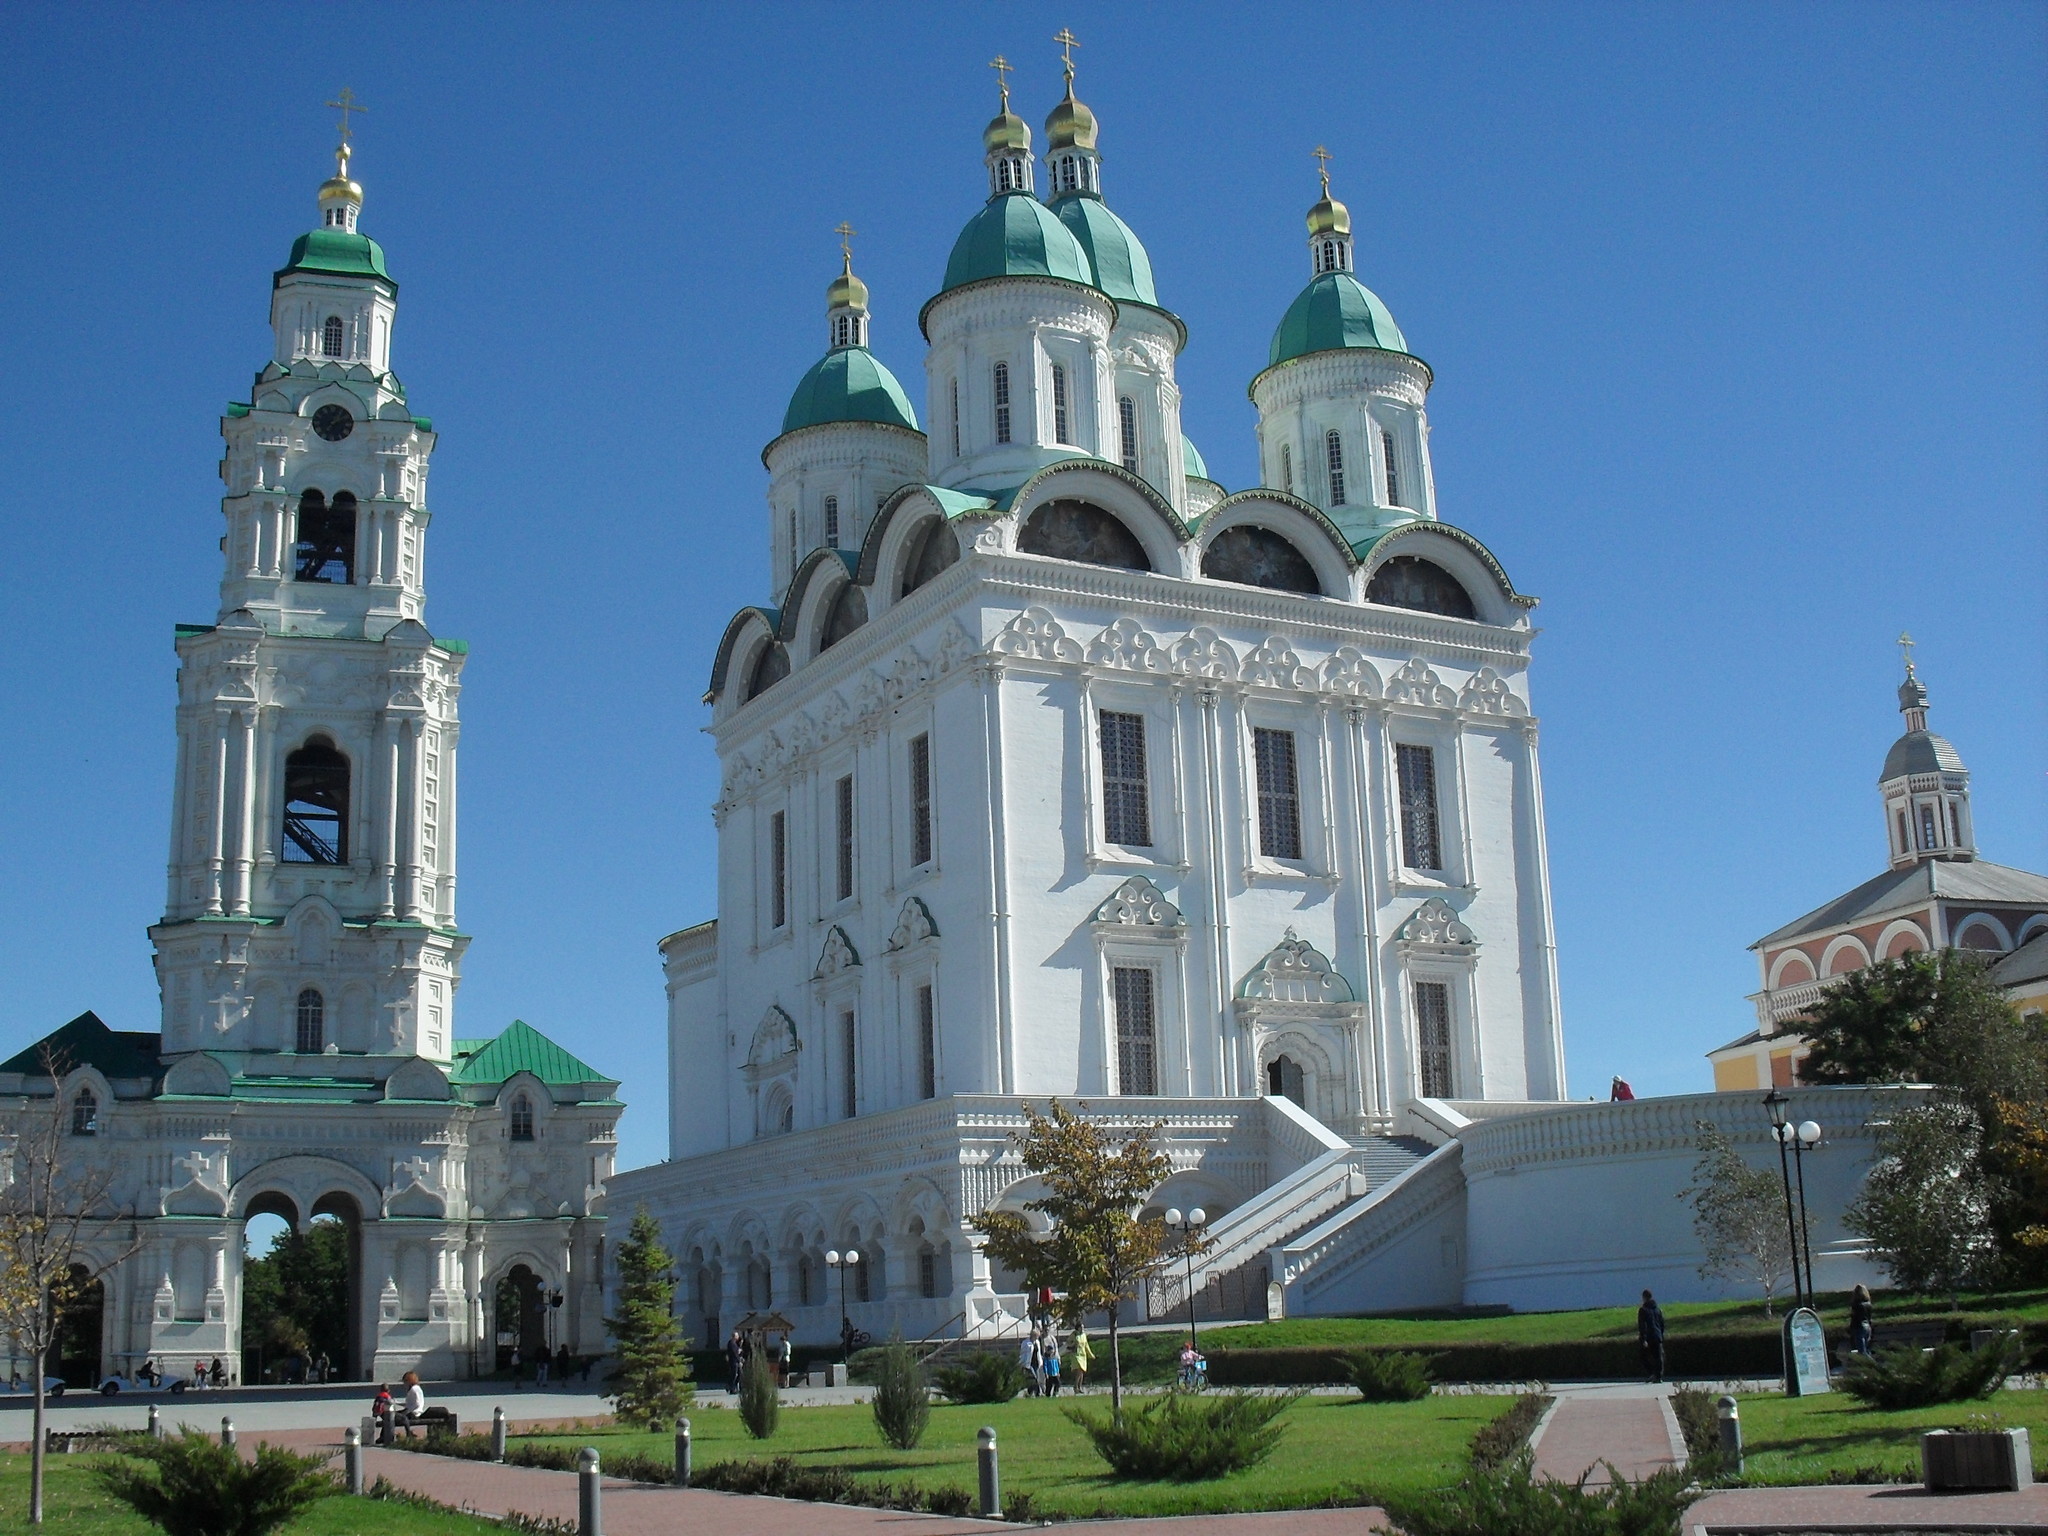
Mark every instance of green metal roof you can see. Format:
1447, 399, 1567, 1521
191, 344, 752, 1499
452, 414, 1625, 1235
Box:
1268, 271, 1412, 368
433, 637, 469, 655
450, 1018, 607, 1086
1052, 196, 1157, 307
940, 192, 1094, 296
0, 1012, 160, 1079
782, 347, 920, 436
276, 229, 394, 288
1181, 433, 1211, 482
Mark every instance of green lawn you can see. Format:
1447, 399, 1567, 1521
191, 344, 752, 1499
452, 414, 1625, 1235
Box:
1727, 1384, 2048, 1485
0, 1452, 501, 1533
530, 1392, 1514, 1518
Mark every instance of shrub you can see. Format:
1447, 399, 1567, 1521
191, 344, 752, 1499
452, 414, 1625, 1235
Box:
1345, 1349, 1435, 1402
1381, 1451, 1693, 1536
94, 1429, 339, 1536
1065, 1388, 1301, 1481
870, 1338, 931, 1451
1840, 1335, 2024, 1410
693, 1455, 969, 1514
933, 1351, 1029, 1405
1470, 1392, 1551, 1471
737, 1348, 780, 1439
1668, 1387, 1723, 1470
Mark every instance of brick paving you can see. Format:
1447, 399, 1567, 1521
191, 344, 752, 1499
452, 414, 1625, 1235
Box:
1530, 1385, 1685, 1487
1686, 1480, 2048, 1530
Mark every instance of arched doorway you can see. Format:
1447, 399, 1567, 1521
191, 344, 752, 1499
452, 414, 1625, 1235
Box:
1265, 1055, 1306, 1109
494, 1265, 548, 1373
242, 1193, 363, 1383
56, 1264, 103, 1388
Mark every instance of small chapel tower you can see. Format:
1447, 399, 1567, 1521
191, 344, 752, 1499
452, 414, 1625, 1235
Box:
1881, 638, 1976, 868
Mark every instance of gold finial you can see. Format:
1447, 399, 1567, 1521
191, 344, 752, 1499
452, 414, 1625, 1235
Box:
1899, 630, 1917, 676
989, 54, 1013, 109
835, 221, 857, 268
1054, 26, 1080, 91
1312, 145, 1333, 197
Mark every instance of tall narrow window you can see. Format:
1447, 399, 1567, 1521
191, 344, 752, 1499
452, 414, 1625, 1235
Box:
1949, 800, 1963, 845
1381, 427, 1400, 506
917, 984, 937, 1099
1896, 810, 1909, 854
1253, 727, 1303, 860
993, 363, 1011, 444
1051, 363, 1070, 445
1919, 802, 1938, 850
770, 810, 788, 928
295, 988, 326, 1053
71, 1089, 97, 1137
294, 489, 356, 584
1098, 711, 1152, 847
834, 773, 855, 901
823, 495, 840, 547
1326, 430, 1346, 506
919, 1249, 939, 1298
282, 737, 349, 864
322, 315, 345, 357
1113, 967, 1158, 1094
909, 734, 933, 866
950, 379, 961, 457
1118, 395, 1138, 471
1396, 744, 1442, 871
1414, 981, 1454, 1097
509, 1092, 535, 1142
840, 1008, 858, 1119
1281, 442, 1294, 495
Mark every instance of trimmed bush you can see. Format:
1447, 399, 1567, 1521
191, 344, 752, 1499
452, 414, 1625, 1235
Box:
1668, 1387, 1724, 1471
738, 1349, 781, 1440
693, 1455, 969, 1514
1345, 1349, 1435, 1401
1470, 1392, 1551, 1471
1840, 1335, 2024, 1411
94, 1429, 339, 1536
1381, 1451, 1693, 1536
1206, 1333, 1788, 1386
1065, 1389, 1302, 1481
933, 1351, 1029, 1405
870, 1339, 931, 1451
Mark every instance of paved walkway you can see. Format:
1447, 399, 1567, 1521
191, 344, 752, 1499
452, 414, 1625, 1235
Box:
1530, 1382, 1686, 1487
1687, 1481, 2048, 1530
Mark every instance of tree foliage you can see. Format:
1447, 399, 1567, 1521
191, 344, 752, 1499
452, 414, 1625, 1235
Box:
869, 1337, 931, 1450
240, 1217, 349, 1377
94, 1430, 338, 1536
1845, 1099, 2003, 1299
974, 1100, 1194, 1415
738, 1347, 780, 1439
1679, 1121, 1793, 1315
602, 1208, 693, 1428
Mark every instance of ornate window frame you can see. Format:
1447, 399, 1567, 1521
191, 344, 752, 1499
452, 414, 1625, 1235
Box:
1392, 898, 1480, 1101
1088, 876, 1190, 1096
886, 897, 941, 1104
1232, 930, 1364, 1131
1078, 669, 1189, 874
743, 1005, 801, 1138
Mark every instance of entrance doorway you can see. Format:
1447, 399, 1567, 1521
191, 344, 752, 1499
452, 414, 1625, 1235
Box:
1266, 1055, 1305, 1109
242, 1193, 363, 1383
56, 1265, 103, 1388
494, 1265, 549, 1373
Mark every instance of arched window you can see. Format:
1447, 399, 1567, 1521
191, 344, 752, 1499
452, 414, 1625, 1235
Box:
992, 363, 1012, 444
1381, 427, 1401, 506
322, 316, 345, 358
744, 641, 789, 702
1058, 156, 1077, 193
1318, 239, 1338, 274
1326, 430, 1347, 506
1365, 555, 1477, 620
899, 518, 960, 598
295, 989, 325, 1053
293, 489, 356, 584
70, 1088, 97, 1137
823, 495, 840, 548
1896, 810, 1910, 854
1201, 525, 1321, 595
1018, 500, 1149, 571
819, 581, 867, 651
281, 736, 350, 864
510, 1092, 535, 1141
1118, 396, 1138, 472
1950, 801, 1964, 845
1281, 442, 1293, 494
949, 379, 961, 457
1050, 364, 1071, 445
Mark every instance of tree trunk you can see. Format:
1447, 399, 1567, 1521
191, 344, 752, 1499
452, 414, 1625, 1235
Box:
30, 1338, 46, 1527
1106, 1299, 1122, 1421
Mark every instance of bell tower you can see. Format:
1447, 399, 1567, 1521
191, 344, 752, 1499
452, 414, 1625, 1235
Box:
150, 115, 467, 1068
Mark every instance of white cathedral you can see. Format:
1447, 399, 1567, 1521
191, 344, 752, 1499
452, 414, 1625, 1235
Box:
610, 61, 1583, 1340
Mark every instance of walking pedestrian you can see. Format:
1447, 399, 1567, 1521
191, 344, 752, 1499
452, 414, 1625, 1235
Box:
1043, 1333, 1062, 1396
556, 1343, 571, 1383
1637, 1289, 1667, 1383
727, 1328, 746, 1394
1071, 1327, 1090, 1392
510, 1345, 523, 1391
535, 1349, 550, 1387
1847, 1284, 1874, 1357
1018, 1331, 1040, 1397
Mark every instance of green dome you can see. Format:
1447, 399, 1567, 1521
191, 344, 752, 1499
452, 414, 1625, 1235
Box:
1181, 433, 1211, 481
1268, 271, 1409, 367
1053, 197, 1158, 307
781, 346, 920, 436
275, 229, 392, 288
940, 192, 1094, 295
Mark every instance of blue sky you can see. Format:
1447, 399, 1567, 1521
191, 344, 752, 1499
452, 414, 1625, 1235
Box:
0, 3, 2041, 1174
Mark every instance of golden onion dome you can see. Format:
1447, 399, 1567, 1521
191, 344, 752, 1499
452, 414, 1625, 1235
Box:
984, 106, 1031, 153
826, 258, 869, 311
1307, 193, 1351, 238
1045, 86, 1097, 152
318, 144, 363, 205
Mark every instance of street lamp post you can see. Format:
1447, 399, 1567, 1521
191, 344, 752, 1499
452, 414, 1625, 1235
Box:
1762, 1089, 1807, 1308
1784, 1120, 1821, 1308
825, 1249, 860, 1363
1162, 1208, 1207, 1355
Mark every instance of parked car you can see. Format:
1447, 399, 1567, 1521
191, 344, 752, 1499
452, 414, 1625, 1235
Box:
0, 1377, 69, 1398
96, 1371, 189, 1396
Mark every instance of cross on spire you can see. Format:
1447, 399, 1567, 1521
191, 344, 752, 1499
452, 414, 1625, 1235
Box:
1054, 26, 1080, 87
834, 221, 857, 267
989, 54, 1013, 108
326, 87, 367, 142
1313, 144, 1333, 196
1898, 630, 1917, 675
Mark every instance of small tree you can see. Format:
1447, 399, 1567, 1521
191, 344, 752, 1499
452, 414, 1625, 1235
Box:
738, 1346, 780, 1439
870, 1336, 930, 1450
0, 1048, 139, 1526
602, 1208, 693, 1428
1679, 1121, 1793, 1315
1846, 1100, 2003, 1302
975, 1100, 1194, 1417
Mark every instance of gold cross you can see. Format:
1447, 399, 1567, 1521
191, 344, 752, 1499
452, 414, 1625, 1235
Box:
834, 221, 857, 265
1054, 26, 1080, 77
326, 87, 367, 142
989, 54, 1013, 107
1899, 631, 1916, 671
1312, 144, 1333, 195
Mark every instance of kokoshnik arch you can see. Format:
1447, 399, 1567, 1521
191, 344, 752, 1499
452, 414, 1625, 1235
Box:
0, 131, 619, 1385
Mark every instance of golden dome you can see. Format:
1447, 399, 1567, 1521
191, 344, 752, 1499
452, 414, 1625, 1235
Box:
1306, 193, 1350, 238
1045, 84, 1097, 152
318, 143, 363, 205
826, 255, 869, 311
984, 107, 1031, 153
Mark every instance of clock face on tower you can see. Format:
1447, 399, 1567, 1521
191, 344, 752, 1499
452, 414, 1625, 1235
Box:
312, 404, 354, 442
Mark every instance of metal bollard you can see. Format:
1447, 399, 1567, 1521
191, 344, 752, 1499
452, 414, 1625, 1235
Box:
344, 1426, 364, 1496
977, 1426, 1001, 1519
1716, 1395, 1743, 1475
147, 1404, 161, 1440
578, 1447, 602, 1536
492, 1406, 508, 1462
220, 1417, 236, 1449
673, 1418, 691, 1487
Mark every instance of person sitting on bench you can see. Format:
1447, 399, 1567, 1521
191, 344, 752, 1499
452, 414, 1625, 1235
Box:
395, 1372, 426, 1438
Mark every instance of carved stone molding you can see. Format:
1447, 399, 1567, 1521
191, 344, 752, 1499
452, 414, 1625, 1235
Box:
1239, 636, 1316, 690
1385, 657, 1458, 708
1090, 875, 1184, 927
813, 925, 861, 980
991, 606, 1082, 663
1170, 627, 1237, 680
1459, 666, 1527, 718
1319, 646, 1383, 699
1236, 929, 1356, 1004
1087, 617, 1169, 673
1394, 897, 1477, 952
885, 896, 939, 952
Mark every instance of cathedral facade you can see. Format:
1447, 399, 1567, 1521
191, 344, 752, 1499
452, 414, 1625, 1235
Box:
612, 61, 1568, 1342
0, 139, 617, 1384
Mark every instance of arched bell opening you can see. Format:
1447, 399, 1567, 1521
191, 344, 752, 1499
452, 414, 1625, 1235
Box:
1018, 499, 1151, 571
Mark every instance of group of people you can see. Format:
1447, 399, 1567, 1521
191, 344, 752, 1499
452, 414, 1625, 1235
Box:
1016, 1322, 1089, 1396
505, 1342, 581, 1389
1636, 1282, 1881, 1384
726, 1327, 791, 1392
369, 1372, 428, 1442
